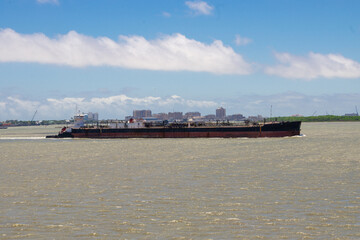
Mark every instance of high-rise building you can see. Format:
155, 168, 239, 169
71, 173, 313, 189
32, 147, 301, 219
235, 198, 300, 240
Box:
216, 107, 226, 120
133, 110, 152, 119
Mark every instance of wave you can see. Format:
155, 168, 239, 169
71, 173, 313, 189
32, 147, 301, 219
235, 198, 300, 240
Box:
0, 136, 46, 140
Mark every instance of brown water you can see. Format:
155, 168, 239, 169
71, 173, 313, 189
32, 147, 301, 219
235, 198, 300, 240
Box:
0, 122, 359, 239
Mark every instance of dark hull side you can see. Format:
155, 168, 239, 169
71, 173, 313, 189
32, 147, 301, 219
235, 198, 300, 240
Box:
47, 121, 301, 138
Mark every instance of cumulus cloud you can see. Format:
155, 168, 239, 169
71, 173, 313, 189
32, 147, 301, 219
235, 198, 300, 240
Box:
0, 28, 251, 75
185, 1, 214, 15
265, 52, 360, 80
0, 95, 218, 120
227, 92, 360, 117
235, 34, 252, 46
2, 92, 360, 120
162, 12, 171, 18
37, 0, 59, 5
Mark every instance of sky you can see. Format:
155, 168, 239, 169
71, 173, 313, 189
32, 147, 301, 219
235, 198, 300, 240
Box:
1, 0, 360, 120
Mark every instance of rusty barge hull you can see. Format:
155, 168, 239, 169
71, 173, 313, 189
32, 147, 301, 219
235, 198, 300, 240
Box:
47, 121, 301, 138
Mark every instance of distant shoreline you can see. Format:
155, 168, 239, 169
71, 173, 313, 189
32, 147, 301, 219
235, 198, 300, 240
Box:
270, 115, 360, 122
2, 115, 360, 127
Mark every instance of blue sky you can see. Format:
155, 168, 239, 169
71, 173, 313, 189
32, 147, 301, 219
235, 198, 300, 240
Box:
1, 0, 360, 120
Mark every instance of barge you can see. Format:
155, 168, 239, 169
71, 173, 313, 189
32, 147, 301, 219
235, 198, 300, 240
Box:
46, 115, 301, 138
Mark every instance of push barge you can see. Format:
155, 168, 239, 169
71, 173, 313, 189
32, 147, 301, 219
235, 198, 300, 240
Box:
46, 115, 301, 139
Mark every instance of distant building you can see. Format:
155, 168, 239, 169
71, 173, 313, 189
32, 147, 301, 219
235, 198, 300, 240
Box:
204, 114, 216, 120
153, 113, 168, 120
226, 114, 245, 121
142, 117, 160, 122
87, 112, 99, 121
216, 107, 226, 120
168, 112, 183, 120
185, 112, 201, 119
248, 115, 264, 122
133, 110, 152, 119
344, 113, 359, 116
191, 116, 205, 122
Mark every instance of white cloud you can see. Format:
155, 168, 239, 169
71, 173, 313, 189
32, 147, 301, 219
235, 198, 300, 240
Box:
0, 28, 251, 75
3, 97, 41, 119
265, 52, 360, 80
227, 92, 360, 117
185, 1, 214, 15
37, 0, 59, 5
162, 12, 171, 18
235, 34, 252, 46
7, 96, 40, 110
2, 92, 360, 120
0, 95, 218, 120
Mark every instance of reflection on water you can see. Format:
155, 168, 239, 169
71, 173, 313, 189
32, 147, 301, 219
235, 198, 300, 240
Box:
0, 123, 359, 239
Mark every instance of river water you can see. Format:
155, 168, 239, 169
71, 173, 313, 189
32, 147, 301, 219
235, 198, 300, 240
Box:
0, 122, 359, 239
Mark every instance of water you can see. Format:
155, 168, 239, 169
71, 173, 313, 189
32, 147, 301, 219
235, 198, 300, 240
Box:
0, 123, 359, 239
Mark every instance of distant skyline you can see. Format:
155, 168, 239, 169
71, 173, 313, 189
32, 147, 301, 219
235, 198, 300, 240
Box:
1, 0, 360, 120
